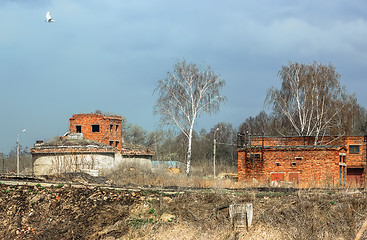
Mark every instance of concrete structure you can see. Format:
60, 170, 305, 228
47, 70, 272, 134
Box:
31, 133, 116, 175
237, 134, 367, 187
31, 113, 154, 176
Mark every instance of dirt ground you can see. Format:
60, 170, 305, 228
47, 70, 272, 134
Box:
1, 173, 367, 240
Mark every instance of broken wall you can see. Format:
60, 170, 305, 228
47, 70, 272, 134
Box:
69, 114, 122, 150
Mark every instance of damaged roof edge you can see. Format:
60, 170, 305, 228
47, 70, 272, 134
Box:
238, 145, 345, 151
31, 149, 116, 154
31, 134, 116, 154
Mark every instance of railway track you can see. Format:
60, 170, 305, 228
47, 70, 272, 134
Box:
1, 174, 361, 196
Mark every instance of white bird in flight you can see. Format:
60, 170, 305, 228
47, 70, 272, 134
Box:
45, 11, 55, 22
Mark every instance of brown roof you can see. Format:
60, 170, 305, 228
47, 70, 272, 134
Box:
120, 142, 155, 156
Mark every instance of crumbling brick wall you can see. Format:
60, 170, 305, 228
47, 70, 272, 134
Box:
238, 136, 367, 187
69, 114, 122, 150
238, 147, 341, 187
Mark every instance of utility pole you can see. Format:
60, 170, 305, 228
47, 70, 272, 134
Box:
213, 128, 219, 178
1, 154, 4, 174
17, 135, 19, 176
16, 129, 26, 176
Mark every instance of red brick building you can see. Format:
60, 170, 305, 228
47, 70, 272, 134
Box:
237, 135, 367, 187
69, 113, 122, 150
31, 113, 155, 176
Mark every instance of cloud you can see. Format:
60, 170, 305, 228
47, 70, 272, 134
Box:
0, 0, 367, 153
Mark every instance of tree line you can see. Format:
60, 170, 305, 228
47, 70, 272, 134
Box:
0, 144, 32, 175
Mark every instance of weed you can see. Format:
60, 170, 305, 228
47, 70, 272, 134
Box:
149, 190, 163, 195
56, 183, 64, 188
256, 191, 286, 198
127, 216, 158, 229
149, 208, 155, 214
36, 183, 41, 187
34, 190, 38, 194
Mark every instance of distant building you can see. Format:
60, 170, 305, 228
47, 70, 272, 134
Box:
31, 113, 154, 176
237, 134, 367, 187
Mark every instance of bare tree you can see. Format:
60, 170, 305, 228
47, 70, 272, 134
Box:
210, 122, 237, 166
122, 121, 148, 146
335, 96, 366, 135
154, 60, 226, 176
239, 111, 273, 135
266, 61, 361, 144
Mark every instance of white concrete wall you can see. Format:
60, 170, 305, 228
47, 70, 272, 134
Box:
33, 152, 153, 176
115, 153, 153, 169
33, 153, 115, 176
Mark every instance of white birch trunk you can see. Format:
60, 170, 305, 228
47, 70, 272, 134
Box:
186, 125, 193, 176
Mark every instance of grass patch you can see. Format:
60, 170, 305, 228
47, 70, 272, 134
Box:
127, 216, 158, 229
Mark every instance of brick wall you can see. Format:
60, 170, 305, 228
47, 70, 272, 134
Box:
238, 136, 367, 187
249, 136, 366, 147
69, 114, 122, 150
238, 147, 341, 187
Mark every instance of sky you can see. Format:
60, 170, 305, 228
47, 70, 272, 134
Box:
0, 0, 366, 154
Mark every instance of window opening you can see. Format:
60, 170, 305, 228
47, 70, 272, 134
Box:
109, 141, 114, 146
291, 162, 297, 167
110, 125, 113, 131
115, 141, 119, 147
76, 125, 82, 133
116, 125, 119, 131
92, 125, 100, 132
350, 145, 360, 154
250, 153, 261, 160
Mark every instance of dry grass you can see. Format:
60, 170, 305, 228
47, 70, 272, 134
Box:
103, 162, 367, 239
122, 222, 234, 240
117, 189, 367, 240
120, 189, 240, 240
3, 170, 367, 239
106, 161, 243, 189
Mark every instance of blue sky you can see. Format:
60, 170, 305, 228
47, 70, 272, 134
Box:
0, 0, 366, 153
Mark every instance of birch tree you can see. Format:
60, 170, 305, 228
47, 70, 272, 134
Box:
153, 60, 226, 176
266, 61, 359, 144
